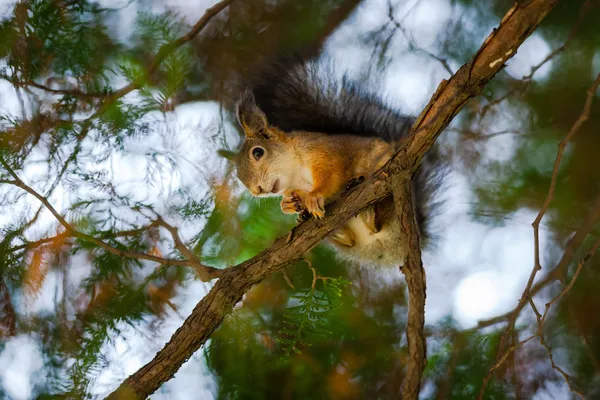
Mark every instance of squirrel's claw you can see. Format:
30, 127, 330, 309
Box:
280, 196, 298, 215
305, 192, 325, 219
281, 192, 306, 215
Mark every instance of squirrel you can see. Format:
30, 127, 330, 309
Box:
219, 55, 445, 267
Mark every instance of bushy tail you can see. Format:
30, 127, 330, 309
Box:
240, 54, 446, 247
241, 54, 414, 141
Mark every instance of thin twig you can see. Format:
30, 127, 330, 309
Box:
154, 216, 215, 280
530, 298, 585, 399
446, 127, 522, 142
526, 236, 600, 397
8, 221, 160, 253
102, 0, 236, 104
387, 0, 454, 76
478, 334, 537, 400
5, 0, 235, 103
541, 237, 600, 325
8, 231, 72, 253
479, 215, 600, 399
12, 79, 108, 99
475, 192, 600, 332
281, 269, 295, 290
479, 71, 600, 397
0, 158, 222, 281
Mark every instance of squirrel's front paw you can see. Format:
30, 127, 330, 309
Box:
280, 192, 305, 215
305, 192, 325, 219
280, 196, 298, 215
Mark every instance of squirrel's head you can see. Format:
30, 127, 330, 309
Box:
219, 90, 294, 197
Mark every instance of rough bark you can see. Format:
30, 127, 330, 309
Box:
394, 180, 427, 400
105, 0, 560, 398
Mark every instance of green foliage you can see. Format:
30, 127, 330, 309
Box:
277, 273, 352, 355
423, 323, 512, 400
3, 0, 116, 85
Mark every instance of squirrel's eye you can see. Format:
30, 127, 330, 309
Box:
252, 147, 264, 160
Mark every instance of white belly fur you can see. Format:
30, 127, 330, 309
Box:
326, 210, 407, 267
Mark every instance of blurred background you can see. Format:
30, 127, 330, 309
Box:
0, 0, 599, 398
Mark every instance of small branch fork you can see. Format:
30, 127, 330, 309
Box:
0, 159, 222, 281
477, 72, 600, 399
387, 0, 454, 76
478, 238, 600, 400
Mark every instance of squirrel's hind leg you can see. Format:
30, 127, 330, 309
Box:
361, 205, 382, 234
329, 226, 356, 247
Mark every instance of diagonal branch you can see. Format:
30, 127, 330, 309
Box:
7, 221, 160, 254
477, 237, 600, 399
105, 0, 236, 103
6, 78, 109, 99
103, 1, 561, 398
0, 159, 222, 281
486, 71, 600, 375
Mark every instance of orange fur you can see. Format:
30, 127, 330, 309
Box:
231, 89, 406, 265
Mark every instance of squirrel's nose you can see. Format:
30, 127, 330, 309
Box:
257, 185, 263, 194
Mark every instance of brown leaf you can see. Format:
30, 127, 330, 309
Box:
147, 281, 179, 316
326, 364, 359, 400
0, 280, 16, 338
23, 248, 49, 299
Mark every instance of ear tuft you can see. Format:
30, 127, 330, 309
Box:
236, 88, 268, 138
217, 149, 237, 162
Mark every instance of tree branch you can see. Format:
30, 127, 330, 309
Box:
479, 0, 598, 118
478, 334, 537, 400
0, 159, 222, 281
103, 1, 561, 398
106, 0, 236, 102
473, 188, 600, 332
475, 236, 600, 398
7, 78, 108, 99
7, 220, 160, 254
478, 71, 600, 397
387, 0, 454, 76
394, 180, 427, 399
486, 71, 600, 370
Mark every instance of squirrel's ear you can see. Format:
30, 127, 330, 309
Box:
236, 89, 269, 138
217, 149, 237, 162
